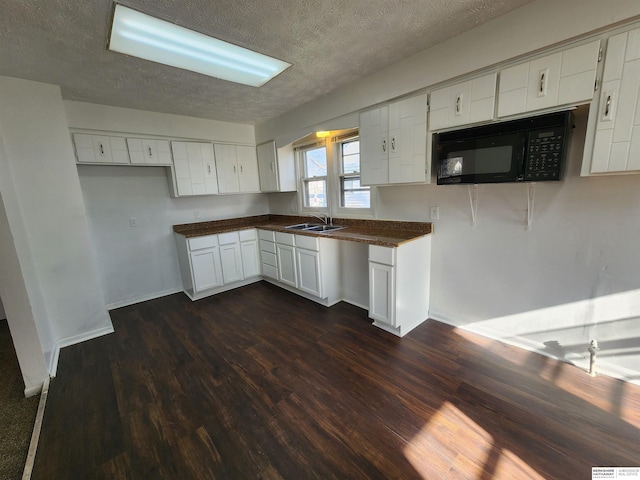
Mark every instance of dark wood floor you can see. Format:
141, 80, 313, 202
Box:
32, 281, 640, 479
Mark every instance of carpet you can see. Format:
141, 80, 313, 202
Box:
0, 319, 39, 480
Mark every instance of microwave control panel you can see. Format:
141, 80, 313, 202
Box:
524, 127, 566, 181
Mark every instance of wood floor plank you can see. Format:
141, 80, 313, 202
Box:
32, 281, 640, 479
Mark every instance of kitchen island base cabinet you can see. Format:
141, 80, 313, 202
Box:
175, 229, 261, 301
368, 235, 431, 337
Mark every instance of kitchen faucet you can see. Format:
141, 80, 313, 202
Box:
309, 213, 332, 226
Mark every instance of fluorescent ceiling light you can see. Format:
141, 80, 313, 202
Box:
108, 4, 291, 87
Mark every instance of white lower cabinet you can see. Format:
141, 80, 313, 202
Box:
191, 249, 223, 293
368, 235, 431, 337
218, 232, 243, 284
187, 235, 222, 294
176, 229, 261, 300
258, 229, 278, 280
369, 261, 395, 325
259, 230, 340, 305
276, 240, 298, 288
296, 248, 321, 297
240, 229, 260, 278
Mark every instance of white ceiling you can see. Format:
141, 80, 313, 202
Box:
0, 0, 536, 125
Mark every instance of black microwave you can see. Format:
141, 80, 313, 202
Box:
433, 111, 573, 185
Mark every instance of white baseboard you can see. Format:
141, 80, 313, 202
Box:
106, 287, 182, 310
48, 324, 115, 377
22, 376, 49, 480
429, 311, 640, 386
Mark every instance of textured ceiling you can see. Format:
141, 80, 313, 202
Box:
0, 0, 536, 125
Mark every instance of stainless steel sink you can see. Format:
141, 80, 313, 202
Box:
284, 223, 317, 230
304, 225, 345, 232
284, 223, 346, 233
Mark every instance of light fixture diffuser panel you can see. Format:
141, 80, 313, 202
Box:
109, 4, 290, 87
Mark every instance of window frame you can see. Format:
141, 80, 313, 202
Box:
333, 133, 374, 218
296, 129, 375, 219
297, 141, 329, 213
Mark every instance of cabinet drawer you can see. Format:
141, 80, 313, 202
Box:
295, 234, 319, 251
260, 239, 276, 254
218, 231, 240, 245
262, 263, 278, 279
261, 251, 277, 267
275, 231, 295, 246
188, 235, 218, 251
239, 228, 257, 242
369, 245, 396, 266
258, 229, 275, 241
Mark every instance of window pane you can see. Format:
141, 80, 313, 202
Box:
341, 140, 360, 174
305, 179, 327, 207
341, 176, 370, 208
305, 147, 327, 177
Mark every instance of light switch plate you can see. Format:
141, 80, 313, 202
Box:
430, 206, 440, 220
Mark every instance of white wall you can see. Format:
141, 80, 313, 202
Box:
65, 101, 255, 144
0, 76, 113, 390
78, 165, 268, 307
68, 103, 268, 308
256, 1, 640, 384
0, 188, 49, 395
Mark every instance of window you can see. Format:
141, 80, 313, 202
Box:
300, 144, 328, 208
338, 137, 370, 209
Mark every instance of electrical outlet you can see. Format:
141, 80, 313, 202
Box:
430, 206, 440, 220
194, 210, 200, 219
129, 217, 138, 227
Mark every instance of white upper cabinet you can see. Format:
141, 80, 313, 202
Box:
360, 94, 428, 185
171, 141, 218, 196
388, 94, 428, 184
498, 40, 601, 118
215, 144, 260, 194
127, 138, 172, 165
256, 141, 296, 193
429, 73, 497, 131
583, 29, 640, 174
236, 145, 261, 193
73, 133, 130, 164
360, 105, 390, 185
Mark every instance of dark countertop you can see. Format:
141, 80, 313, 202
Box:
173, 214, 432, 247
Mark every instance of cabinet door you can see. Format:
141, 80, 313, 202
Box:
219, 242, 243, 284
127, 138, 146, 164
75, 134, 131, 164
171, 141, 193, 195
109, 137, 130, 164
276, 244, 297, 288
191, 248, 222, 293
590, 30, 640, 173
74, 133, 100, 163
499, 40, 600, 117
172, 142, 218, 196
154, 140, 173, 165
296, 248, 322, 297
388, 94, 427, 184
257, 141, 279, 192
368, 262, 395, 326
186, 142, 206, 195
236, 145, 260, 192
359, 106, 389, 185
241, 240, 260, 278
201, 143, 218, 194
214, 144, 240, 193
430, 74, 496, 131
